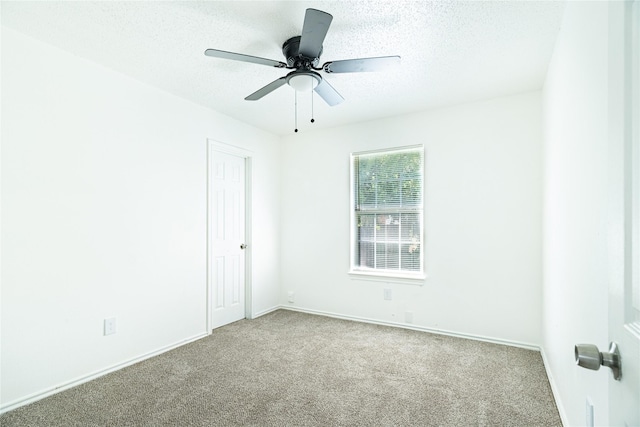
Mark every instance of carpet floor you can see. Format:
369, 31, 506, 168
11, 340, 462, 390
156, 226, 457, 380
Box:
1, 309, 561, 426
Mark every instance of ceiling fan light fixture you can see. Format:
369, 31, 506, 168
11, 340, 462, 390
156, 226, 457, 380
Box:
287, 72, 320, 92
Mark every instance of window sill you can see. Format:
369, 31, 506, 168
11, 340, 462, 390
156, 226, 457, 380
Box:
348, 269, 427, 286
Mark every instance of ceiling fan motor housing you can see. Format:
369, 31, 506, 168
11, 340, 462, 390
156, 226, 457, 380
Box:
283, 36, 321, 68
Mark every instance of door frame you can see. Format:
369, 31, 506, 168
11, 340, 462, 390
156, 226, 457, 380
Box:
608, 0, 640, 424
206, 139, 253, 333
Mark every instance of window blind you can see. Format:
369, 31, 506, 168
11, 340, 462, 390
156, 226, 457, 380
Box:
352, 146, 424, 274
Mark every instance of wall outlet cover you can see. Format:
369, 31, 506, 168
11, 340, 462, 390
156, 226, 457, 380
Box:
104, 317, 117, 336
585, 397, 594, 427
405, 311, 414, 323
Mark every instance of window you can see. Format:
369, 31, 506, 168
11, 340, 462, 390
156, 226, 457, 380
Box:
350, 145, 424, 278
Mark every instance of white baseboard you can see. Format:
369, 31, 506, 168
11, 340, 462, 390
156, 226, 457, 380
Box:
251, 305, 281, 319
0, 332, 208, 415
278, 305, 540, 351
539, 346, 568, 426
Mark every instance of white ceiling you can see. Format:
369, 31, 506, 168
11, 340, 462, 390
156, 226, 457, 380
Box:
2, 1, 566, 136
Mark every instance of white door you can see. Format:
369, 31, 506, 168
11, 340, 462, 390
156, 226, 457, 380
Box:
210, 150, 246, 329
608, 2, 640, 425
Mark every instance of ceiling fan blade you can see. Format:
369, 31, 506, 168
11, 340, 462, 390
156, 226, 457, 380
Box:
245, 77, 288, 101
298, 9, 333, 59
324, 56, 401, 73
314, 78, 344, 106
205, 49, 287, 68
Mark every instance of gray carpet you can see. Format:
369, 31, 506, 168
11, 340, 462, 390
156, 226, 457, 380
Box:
0, 310, 561, 426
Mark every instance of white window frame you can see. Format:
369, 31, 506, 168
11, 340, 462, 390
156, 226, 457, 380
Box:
349, 145, 426, 282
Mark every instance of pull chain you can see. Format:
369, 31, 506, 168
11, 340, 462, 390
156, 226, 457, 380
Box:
294, 90, 298, 133
311, 76, 315, 124
294, 76, 318, 133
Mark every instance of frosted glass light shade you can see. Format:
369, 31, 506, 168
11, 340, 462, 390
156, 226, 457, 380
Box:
288, 74, 319, 92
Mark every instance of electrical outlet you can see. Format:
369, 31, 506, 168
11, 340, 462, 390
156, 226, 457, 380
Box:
405, 311, 413, 324
104, 318, 117, 336
585, 397, 594, 427
383, 288, 392, 300
287, 291, 295, 303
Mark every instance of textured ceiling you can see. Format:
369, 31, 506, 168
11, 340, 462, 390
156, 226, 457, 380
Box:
2, 1, 566, 136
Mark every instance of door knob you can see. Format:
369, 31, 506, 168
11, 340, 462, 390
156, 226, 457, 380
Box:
575, 342, 621, 380
240, 243, 247, 250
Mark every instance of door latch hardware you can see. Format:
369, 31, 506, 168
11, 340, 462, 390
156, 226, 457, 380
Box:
575, 342, 621, 381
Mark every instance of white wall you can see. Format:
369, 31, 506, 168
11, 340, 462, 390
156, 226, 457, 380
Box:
6, 3, 619, 421
0, 27, 281, 409
280, 92, 542, 346
542, 2, 609, 425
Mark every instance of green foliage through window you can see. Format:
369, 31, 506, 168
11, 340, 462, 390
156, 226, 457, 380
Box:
352, 147, 424, 275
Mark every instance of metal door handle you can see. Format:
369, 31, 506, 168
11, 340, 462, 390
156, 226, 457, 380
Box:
575, 342, 621, 380
240, 244, 247, 250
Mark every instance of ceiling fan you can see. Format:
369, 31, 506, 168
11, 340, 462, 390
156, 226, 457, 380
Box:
204, 8, 400, 107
